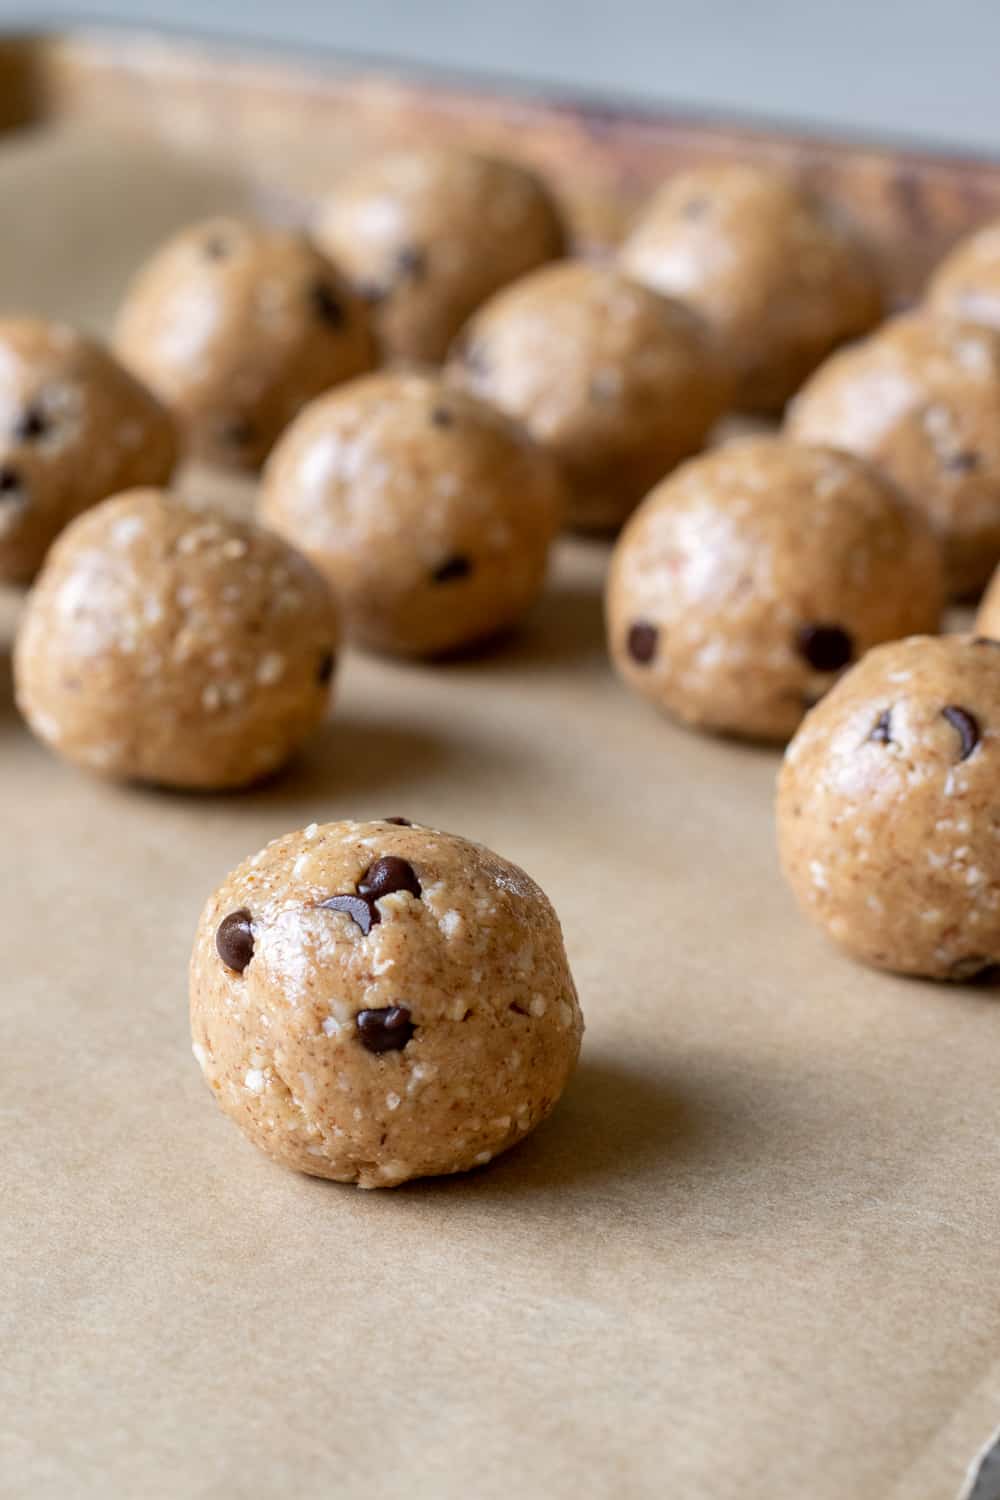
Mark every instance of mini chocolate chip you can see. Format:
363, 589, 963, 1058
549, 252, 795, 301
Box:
432, 554, 472, 584
395, 245, 427, 279
869, 708, 893, 744
943, 450, 981, 474
627, 621, 658, 665
941, 705, 980, 761
14, 404, 49, 442
318, 893, 377, 934
430, 406, 454, 428
383, 816, 412, 825
216, 909, 254, 973
0, 464, 22, 496
509, 1001, 529, 1015
317, 650, 336, 685
796, 623, 854, 673
358, 856, 421, 902
311, 281, 346, 328
356, 1005, 415, 1053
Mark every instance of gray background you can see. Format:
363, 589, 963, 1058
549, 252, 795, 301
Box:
0, 0, 997, 156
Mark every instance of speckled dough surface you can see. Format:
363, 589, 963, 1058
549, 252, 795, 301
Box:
620, 163, 883, 414
607, 437, 944, 742
315, 147, 566, 365
114, 217, 374, 469
926, 219, 1000, 331
447, 260, 730, 531
778, 635, 1000, 979
189, 819, 584, 1187
260, 370, 565, 656
0, 318, 177, 583
787, 313, 1000, 597
15, 487, 338, 789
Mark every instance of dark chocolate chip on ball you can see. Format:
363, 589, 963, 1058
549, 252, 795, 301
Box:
941, 705, 980, 761
0, 464, 23, 498
14, 404, 49, 442
383, 816, 412, 826
216, 908, 254, 972
358, 856, 422, 902
432, 554, 472, 584
311, 282, 346, 329
318, 893, 378, 934
356, 1005, 415, 1053
317, 650, 336, 685
869, 709, 893, 745
796, 623, 854, 673
627, 621, 658, 665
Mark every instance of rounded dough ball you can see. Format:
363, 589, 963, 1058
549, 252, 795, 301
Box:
926, 220, 1000, 330
620, 163, 883, 414
447, 261, 730, 532
14, 487, 338, 789
315, 147, 566, 365
114, 217, 374, 470
976, 562, 1000, 638
189, 818, 584, 1187
778, 635, 1000, 979
0, 318, 177, 584
787, 313, 1000, 597
607, 438, 944, 742
260, 370, 565, 657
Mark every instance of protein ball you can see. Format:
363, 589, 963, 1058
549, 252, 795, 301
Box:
189, 818, 584, 1187
14, 487, 338, 789
113, 217, 374, 469
926, 219, 1000, 331
315, 147, 566, 365
447, 260, 730, 531
620, 163, 882, 413
606, 438, 943, 741
777, 635, 1000, 979
0, 318, 178, 584
260, 370, 565, 657
787, 313, 1000, 597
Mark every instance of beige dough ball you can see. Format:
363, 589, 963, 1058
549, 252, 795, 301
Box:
926, 220, 1000, 330
787, 313, 1000, 597
620, 163, 883, 413
0, 318, 178, 584
315, 147, 566, 365
114, 217, 374, 470
15, 487, 338, 789
778, 635, 1000, 979
607, 438, 944, 742
260, 370, 565, 657
189, 818, 584, 1187
447, 261, 730, 531
976, 562, 1000, 638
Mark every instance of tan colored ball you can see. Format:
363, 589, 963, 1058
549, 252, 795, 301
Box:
114, 217, 374, 470
620, 163, 883, 413
777, 635, 1000, 979
260, 370, 565, 657
15, 487, 338, 789
189, 818, 584, 1187
315, 147, 566, 365
607, 437, 944, 742
447, 260, 730, 531
787, 313, 1000, 597
926, 219, 1000, 331
0, 318, 177, 584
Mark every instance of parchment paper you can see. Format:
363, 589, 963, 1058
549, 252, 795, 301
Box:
3, 123, 1000, 1500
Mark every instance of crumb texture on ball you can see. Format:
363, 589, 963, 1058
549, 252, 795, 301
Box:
0, 317, 177, 583
315, 147, 566, 364
620, 163, 883, 413
260, 370, 565, 656
607, 437, 944, 741
777, 634, 1000, 978
114, 217, 374, 469
787, 312, 1000, 596
447, 259, 730, 531
189, 819, 584, 1187
14, 487, 338, 789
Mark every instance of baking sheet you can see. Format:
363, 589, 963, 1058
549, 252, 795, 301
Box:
3, 118, 1000, 1500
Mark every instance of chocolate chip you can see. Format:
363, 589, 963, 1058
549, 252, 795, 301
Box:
318, 893, 377, 935
943, 450, 981, 474
395, 245, 427, 279
627, 621, 658, 665
0, 464, 22, 497
311, 281, 346, 329
430, 406, 454, 428
949, 955, 1000, 983
356, 1005, 415, 1053
216, 908, 254, 973
14, 404, 49, 442
383, 816, 412, 825
432, 554, 472, 584
317, 650, 336, 685
358, 856, 421, 902
869, 708, 893, 744
942, 705, 980, 761
796, 624, 854, 673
